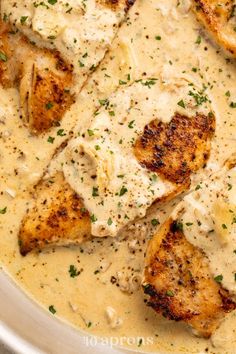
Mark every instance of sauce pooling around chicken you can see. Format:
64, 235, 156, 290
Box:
0, 0, 236, 353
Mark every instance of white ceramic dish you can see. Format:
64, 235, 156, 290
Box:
0, 270, 139, 354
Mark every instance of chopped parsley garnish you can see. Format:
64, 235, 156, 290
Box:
195, 35, 201, 45
90, 214, 97, 223
151, 218, 160, 226
57, 129, 66, 136
45, 102, 53, 110
230, 101, 236, 108
87, 129, 94, 136
0, 51, 8, 62
119, 80, 127, 85
92, 187, 99, 197
155, 35, 161, 40
138, 339, 143, 347
107, 218, 113, 226
48, 305, 56, 314
99, 98, 109, 106
214, 274, 223, 283
175, 221, 183, 232
87, 321, 92, 328
177, 99, 185, 108
222, 224, 227, 229
80, 207, 87, 213
128, 120, 135, 128
47, 136, 55, 144
20, 16, 28, 24
109, 111, 115, 116
141, 79, 157, 88
188, 88, 208, 106
3, 13, 8, 22
186, 222, 193, 226
48, 0, 57, 5
68, 265, 80, 278
79, 60, 84, 68
0, 207, 7, 214
119, 186, 128, 196
151, 174, 157, 183
166, 290, 174, 297
225, 90, 231, 97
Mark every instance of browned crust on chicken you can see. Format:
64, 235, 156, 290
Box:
0, 22, 18, 87
0, 21, 74, 134
97, 0, 135, 11
143, 218, 236, 338
21, 63, 74, 133
19, 173, 91, 256
134, 113, 215, 185
193, 0, 236, 57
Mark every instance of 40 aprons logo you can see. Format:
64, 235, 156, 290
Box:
83, 335, 154, 348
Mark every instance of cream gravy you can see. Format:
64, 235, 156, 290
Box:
0, 0, 236, 353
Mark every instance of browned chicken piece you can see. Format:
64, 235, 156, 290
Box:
0, 21, 74, 134
19, 172, 91, 256
192, 0, 236, 57
134, 112, 215, 185
143, 218, 236, 338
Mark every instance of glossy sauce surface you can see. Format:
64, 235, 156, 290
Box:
0, 0, 236, 353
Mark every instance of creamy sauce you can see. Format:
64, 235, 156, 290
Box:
175, 166, 236, 295
0, 0, 236, 353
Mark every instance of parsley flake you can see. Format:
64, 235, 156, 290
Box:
0, 207, 7, 214
119, 186, 128, 196
49, 305, 56, 314
214, 274, 223, 283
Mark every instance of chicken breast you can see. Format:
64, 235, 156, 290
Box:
19, 172, 91, 256
143, 159, 236, 338
0, 22, 74, 133
192, 0, 236, 57
0, 21, 74, 134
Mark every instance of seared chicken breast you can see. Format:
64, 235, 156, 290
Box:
192, 0, 236, 57
143, 159, 236, 338
134, 112, 215, 185
19, 173, 91, 256
143, 218, 236, 338
0, 21, 74, 134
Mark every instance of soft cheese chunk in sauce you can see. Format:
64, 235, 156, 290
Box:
1, 0, 125, 87
177, 166, 236, 295
61, 78, 212, 237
